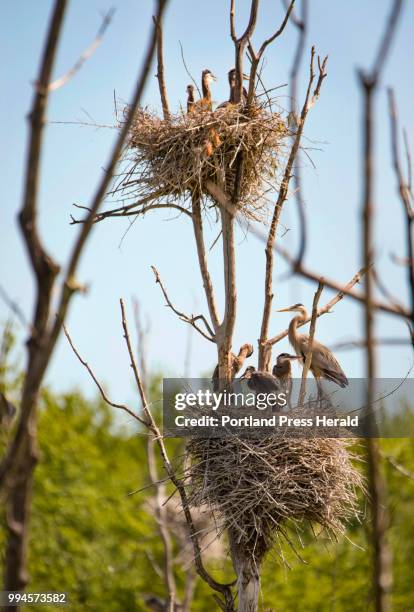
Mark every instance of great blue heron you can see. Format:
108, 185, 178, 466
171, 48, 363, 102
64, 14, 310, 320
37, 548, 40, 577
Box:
186, 84, 195, 113
212, 343, 253, 392
217, 68, 249, 108
240, 365, 280, 394
272, 353, 301, 403
276, 304, 348, 389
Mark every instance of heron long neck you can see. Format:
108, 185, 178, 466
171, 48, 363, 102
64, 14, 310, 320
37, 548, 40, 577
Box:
229, 81, 236, 103
274, 362, 291, 380
202, 77, 211, 101
288, 315, 305, 355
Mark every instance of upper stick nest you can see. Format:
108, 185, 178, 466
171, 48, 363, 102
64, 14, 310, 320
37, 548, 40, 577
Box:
115, 100, 288, 222
187, 435, 363, 562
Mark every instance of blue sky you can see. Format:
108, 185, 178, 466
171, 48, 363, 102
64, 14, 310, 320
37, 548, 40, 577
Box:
1, 0, 414, 407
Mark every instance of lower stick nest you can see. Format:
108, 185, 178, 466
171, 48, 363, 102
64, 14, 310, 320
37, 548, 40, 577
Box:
115, 101, 288, 222
187, 436, 363, 561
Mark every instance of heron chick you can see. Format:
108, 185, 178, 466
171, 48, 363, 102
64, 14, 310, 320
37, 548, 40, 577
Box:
212, 343, 253, 392
272, 353, 302, 400
186, 84, 195, 114
240, 366, 280, 394
217, 68, 249, 108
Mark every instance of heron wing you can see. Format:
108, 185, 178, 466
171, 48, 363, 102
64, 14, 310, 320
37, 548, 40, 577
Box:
255, 371, 280, 393
299, 336, 348, 387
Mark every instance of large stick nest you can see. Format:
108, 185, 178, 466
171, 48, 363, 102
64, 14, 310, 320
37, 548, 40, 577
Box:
187, 435, 363, 561
115, 100, 288, 222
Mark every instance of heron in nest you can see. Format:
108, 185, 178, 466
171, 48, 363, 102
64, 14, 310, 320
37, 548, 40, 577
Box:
276, 304, 349, 389
240, 365, 280, 394
212, 343, 253, 392
186, 84, 195, 113
272, 353, 302, 403
189, 69, 221, 155
217, 68, 249, 108
197, 68, 217, 111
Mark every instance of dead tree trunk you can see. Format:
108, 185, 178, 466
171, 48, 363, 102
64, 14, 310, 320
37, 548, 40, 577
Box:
358, 2, 403, 608
229, 530, 261, 612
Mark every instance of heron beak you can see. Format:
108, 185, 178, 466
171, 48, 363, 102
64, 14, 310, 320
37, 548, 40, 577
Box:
211, 74, 218, 81
276, 307, 293, 313
289, 356, 302, 361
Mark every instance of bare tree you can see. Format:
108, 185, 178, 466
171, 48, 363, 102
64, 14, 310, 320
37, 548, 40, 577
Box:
358, 2, 404, 610
0, 0, 168, 605
6, 1, 413, 611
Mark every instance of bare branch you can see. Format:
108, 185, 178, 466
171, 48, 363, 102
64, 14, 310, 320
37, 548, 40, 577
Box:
230, 0, 237, 42
0, 285, 35, 337
258, 0, 295, 57
371, 0, 404, 85
178, 42, 200, 96
151, 266, 215, 342
48, 0, 169, 352
287, 0, 309, 275
240, 0, 260, 42
119, 300, 235, 609
246, 1, 296, 106
372, 267, 407, 315
70, 199, 192, 225
191, 195, 221, 332
2, 0, 68, 592
358, 4, 404, 609
205, 180, 412, 323
298, 280, 324, 405
388, 88, 414, 345
218, 205, 237, 374
330, 337, 411, 352
258, 46, 328, 370
380, 451, 414, 481
0, 1, 168, 595
153, 13, 170, 121
268, 265, 370, 346
231, 0, 260, 103
274, 244, 412, 319
63, 324, 146, 426
133, 301, 177, 611
48, 8, 115, 91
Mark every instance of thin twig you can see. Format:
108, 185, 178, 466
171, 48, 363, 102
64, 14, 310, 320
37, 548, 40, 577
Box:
380, 451, 414, 481
388, 88, 414, 346
298, 281, 324, 405
0, 286, 35, 337
330, 337, 410, 351
246, 0, 296, 106
48, 8, 115, 91
269, 266, 369, 346
179, 41, 200, 96
274, 244, 411, 319
287, 0, 308, 274
151, 266, 215, 342
63, 324, 146, 425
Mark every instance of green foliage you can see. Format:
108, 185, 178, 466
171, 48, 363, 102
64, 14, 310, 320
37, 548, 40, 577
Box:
1, 376, 414, 611
28, 392, 163, 611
